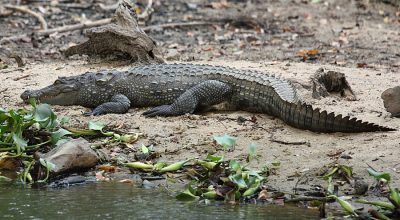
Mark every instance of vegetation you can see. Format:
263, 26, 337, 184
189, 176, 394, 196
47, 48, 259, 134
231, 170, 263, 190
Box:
0, 101, 140, 184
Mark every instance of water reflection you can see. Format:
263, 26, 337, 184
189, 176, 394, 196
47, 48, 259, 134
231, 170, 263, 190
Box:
0, 182, 319, 219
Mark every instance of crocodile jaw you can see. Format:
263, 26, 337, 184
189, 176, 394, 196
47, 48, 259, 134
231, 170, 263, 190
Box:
21, 87, 79, 106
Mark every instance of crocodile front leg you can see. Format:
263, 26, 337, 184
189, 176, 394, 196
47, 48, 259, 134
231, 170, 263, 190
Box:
143, 80, 233, 117
84, 94, 131, 116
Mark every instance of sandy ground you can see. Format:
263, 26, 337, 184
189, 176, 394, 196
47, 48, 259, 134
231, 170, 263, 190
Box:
1, 60, 399, 192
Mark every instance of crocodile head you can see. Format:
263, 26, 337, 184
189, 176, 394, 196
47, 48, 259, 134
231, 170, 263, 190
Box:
21, 76, 82, 106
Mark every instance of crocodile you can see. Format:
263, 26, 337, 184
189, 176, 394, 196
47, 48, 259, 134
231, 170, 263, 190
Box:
20, 63, 395, 133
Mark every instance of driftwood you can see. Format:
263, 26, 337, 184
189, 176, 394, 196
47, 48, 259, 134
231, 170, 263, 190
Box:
381, 86, 400, 117
64, 0, 164, 64
311, 68, 357, 101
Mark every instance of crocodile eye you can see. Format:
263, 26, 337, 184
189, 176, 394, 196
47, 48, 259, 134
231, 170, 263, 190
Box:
54, 79, 62, 85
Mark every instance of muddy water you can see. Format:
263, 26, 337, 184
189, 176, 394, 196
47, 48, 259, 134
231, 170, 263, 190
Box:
0, 182, 319, 219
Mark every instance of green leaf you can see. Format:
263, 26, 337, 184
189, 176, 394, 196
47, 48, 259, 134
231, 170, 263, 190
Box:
206, 154, 224, 162
322, 167, 339, 180
141, 144, 149, 154
202, 190, 217, 199
153, 162, 167, 171
389, 187, 400, 208
125, 162, 154, 170
59, 116, 70, 125
29, 98, 37, 107
356, 199, 395, 210
229, 173, 247, 189
88, 121, 106, 131
12, 133, 27, 153
229, 160, 242, 172
329, 195, 358, 216
50, 128, 71, 144
196, 159, 217, 170
248, 170, 263, 179
39, 158, 56, 171
34, 104, 57, 128
248, 143, 257, 155
340, 165, 353, 178
160, 160, 190, 173
367, 168, 391, 182
214, 134, 236, 150
176, 187, 199, 201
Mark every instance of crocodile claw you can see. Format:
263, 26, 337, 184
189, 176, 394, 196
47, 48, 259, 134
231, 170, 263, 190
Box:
83, 111, 93, 116
83, 109, 104, 116
142, 105, 174, 117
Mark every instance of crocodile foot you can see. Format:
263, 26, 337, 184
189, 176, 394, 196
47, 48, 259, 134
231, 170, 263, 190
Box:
142, 105, 175, 117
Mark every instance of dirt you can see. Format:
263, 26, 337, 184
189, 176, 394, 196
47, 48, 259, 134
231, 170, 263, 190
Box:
0, 0, 400, 198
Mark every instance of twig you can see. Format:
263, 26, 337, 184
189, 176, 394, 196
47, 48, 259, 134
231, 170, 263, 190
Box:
0, 88, 8, 93
1, 20, 217, 45
270, 138, 311, 147
142, 21, 217, 31
0, 18, 112, 44
13, 74, 30, 81
98, 2, 119, 11
4, 5, 47, 30
37, 18, 112, 36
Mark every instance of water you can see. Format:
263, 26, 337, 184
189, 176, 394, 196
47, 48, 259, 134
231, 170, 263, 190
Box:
0, 182, 320, 219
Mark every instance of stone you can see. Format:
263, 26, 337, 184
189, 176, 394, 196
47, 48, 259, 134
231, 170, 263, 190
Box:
42, 138, 98, 175
381, 86, 400, 117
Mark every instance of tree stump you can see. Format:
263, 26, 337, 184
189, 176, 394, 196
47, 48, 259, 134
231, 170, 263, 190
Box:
311, 68, 357, 101
64, 0, 164, 65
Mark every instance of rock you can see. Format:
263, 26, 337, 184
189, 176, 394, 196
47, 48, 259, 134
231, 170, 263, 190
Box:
42, 138, 98, 175
142, 179, 157, 189
381, 86, 400, 117
165, 49, 180, 61
354, 179, 369, 195
48, 175, 87, 188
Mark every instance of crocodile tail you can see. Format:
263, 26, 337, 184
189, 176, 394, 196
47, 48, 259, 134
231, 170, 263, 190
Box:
280, 101, 396, 133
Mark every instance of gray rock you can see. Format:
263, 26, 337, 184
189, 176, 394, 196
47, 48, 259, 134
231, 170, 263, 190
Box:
42, 138, 98, 175
381, 86, 400, 117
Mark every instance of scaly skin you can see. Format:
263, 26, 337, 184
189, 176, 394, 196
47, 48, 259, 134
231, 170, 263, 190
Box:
20, 63, 395, 133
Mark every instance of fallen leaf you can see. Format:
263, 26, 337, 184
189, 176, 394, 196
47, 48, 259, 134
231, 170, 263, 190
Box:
98, 165, 117, 173
258, 189, 269, 200
357, 63, 368, 68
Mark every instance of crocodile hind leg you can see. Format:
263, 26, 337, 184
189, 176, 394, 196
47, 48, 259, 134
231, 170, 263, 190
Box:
143, 80, 233, 117
84, 94, 131, 116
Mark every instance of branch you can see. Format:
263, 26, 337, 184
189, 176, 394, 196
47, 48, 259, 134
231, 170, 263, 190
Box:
142, 21, 216, 31
4, 5, 47, 30
38, 18, 112, 36
0, 20, 217, 45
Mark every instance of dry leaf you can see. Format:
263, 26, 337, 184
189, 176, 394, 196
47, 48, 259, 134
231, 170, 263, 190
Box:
257, 189, 269, 200
98, 164, 117, 173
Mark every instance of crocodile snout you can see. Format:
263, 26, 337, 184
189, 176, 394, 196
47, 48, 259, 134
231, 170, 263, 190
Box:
20, 90, 37, 102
